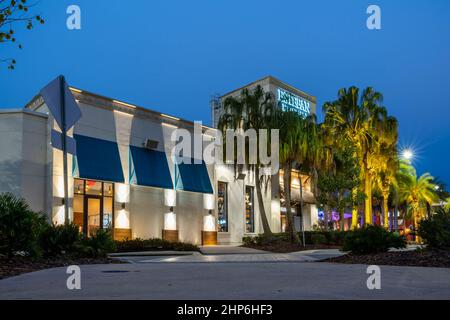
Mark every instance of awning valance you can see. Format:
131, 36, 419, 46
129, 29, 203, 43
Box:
129, 146, 173, 189
73, 134, 125, 183
175, 158, 213, 194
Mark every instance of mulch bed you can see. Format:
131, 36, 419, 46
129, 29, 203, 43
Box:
242, 242, 341, 253
0, 256, 124, 280
324, 249, 450, 268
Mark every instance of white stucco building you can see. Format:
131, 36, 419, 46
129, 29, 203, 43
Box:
0, 76, 318, 245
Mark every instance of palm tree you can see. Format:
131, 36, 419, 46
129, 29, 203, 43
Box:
218, 85, 275, 237
276, 110, 302, 242
323, 86, 397, 227
372, 119, 398, 229
398, 162, 438, 239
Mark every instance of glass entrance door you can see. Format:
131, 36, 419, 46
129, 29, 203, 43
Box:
86, 197, 101, 237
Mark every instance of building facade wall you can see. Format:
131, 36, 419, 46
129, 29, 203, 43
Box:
0, 110, 47, 213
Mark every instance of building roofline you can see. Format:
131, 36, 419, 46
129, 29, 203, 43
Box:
24, 86, 215, 131
220, 75, 317, 104
0, 108, 48, 119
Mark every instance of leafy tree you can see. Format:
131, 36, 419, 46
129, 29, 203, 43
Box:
0, 0, 44, 69
317, 146, 363, 231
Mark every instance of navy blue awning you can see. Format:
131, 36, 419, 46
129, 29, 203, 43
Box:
129, 146, 173, 189
175, 159, 213, 194
73, 134, 124, 183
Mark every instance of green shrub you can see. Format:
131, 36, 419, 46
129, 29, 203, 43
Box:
78, 229, 116, 257
115, 238, 199, 252
418, 208, 450, 249
311, 233, 327, 245
242, 236, 256, 246
0, 193, 47, 257
40, 223, 81, 256
343, 225, 406, 255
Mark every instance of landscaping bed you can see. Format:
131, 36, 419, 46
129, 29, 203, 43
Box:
324, 249, 450, 268
0, 255, 124, 280
242, 242, 341, 253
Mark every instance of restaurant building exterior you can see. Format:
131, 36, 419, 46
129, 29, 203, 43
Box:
0, 76, 318, 245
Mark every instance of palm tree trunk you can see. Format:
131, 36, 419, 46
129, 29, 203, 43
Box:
351, 188, 359, 229
254, 165, 273, 237
382, 193, 389, 230
283, 162, 299, 243
299, 169, 306, 246
364, 169, 373, 225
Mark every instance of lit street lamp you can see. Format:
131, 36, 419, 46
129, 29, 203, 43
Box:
402, 149, 414, 161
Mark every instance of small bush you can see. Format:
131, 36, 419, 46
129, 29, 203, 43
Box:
78, 229, 116, 257
40, 223, 81, 256
311, 234, 327, 245
0, 193, 47, 257
115, 238, 199, 252
343, 225, 406, 255
418, 208, 450, 249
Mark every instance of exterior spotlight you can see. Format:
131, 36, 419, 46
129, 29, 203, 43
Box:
121, 203, 126, 210
170, 206, 174, 212
402, 149, 413, 160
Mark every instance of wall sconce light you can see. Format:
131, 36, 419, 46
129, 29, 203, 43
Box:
170, 206, 174, 212
208, 209, 213, 215
121, 203, 126, 210
61, 198, 65, 206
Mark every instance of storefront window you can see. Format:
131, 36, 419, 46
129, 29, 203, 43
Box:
217, 181, 228, 232
85, 180, 102, 196
245, 186, 255, 233
73, 178, 114, 235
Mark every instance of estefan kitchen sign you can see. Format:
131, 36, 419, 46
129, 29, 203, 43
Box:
277, 87, 311, 118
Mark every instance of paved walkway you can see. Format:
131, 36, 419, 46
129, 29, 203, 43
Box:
115, 249, 344, 264
1, 262, 449, 299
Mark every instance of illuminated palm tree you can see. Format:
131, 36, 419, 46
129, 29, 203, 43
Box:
323, 86, 397, 227
398, 162, 438, 238
218, 85, 275, 237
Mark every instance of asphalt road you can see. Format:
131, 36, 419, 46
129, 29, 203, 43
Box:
0, 261, 449, 299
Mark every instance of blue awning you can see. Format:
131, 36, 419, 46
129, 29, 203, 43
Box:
129, 146, 173, 189
175, 159, 213, 194
73, 134, 125, 183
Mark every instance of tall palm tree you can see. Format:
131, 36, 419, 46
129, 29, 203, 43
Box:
218, 85, 275, 237
276, 110, 301, 242
323, 86, 397, 227
398, 162, 438, 237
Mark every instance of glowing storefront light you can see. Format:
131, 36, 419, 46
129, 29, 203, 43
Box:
164, 211, 177, 230
203, 213, 216, 232
116, 209, 130, 229
115, 183, 130, 203
203, 194, 215, 210
164, 189, 177, 207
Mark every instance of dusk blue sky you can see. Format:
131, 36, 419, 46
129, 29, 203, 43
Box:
1, 0, 449, 185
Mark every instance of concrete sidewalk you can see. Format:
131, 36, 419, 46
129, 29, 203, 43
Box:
115, 248, 344, 264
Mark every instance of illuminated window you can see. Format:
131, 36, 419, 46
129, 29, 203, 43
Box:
217, 181, 228, 232
245, 186, 255, 233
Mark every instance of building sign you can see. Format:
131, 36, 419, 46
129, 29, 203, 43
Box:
277, 88, 311, 118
